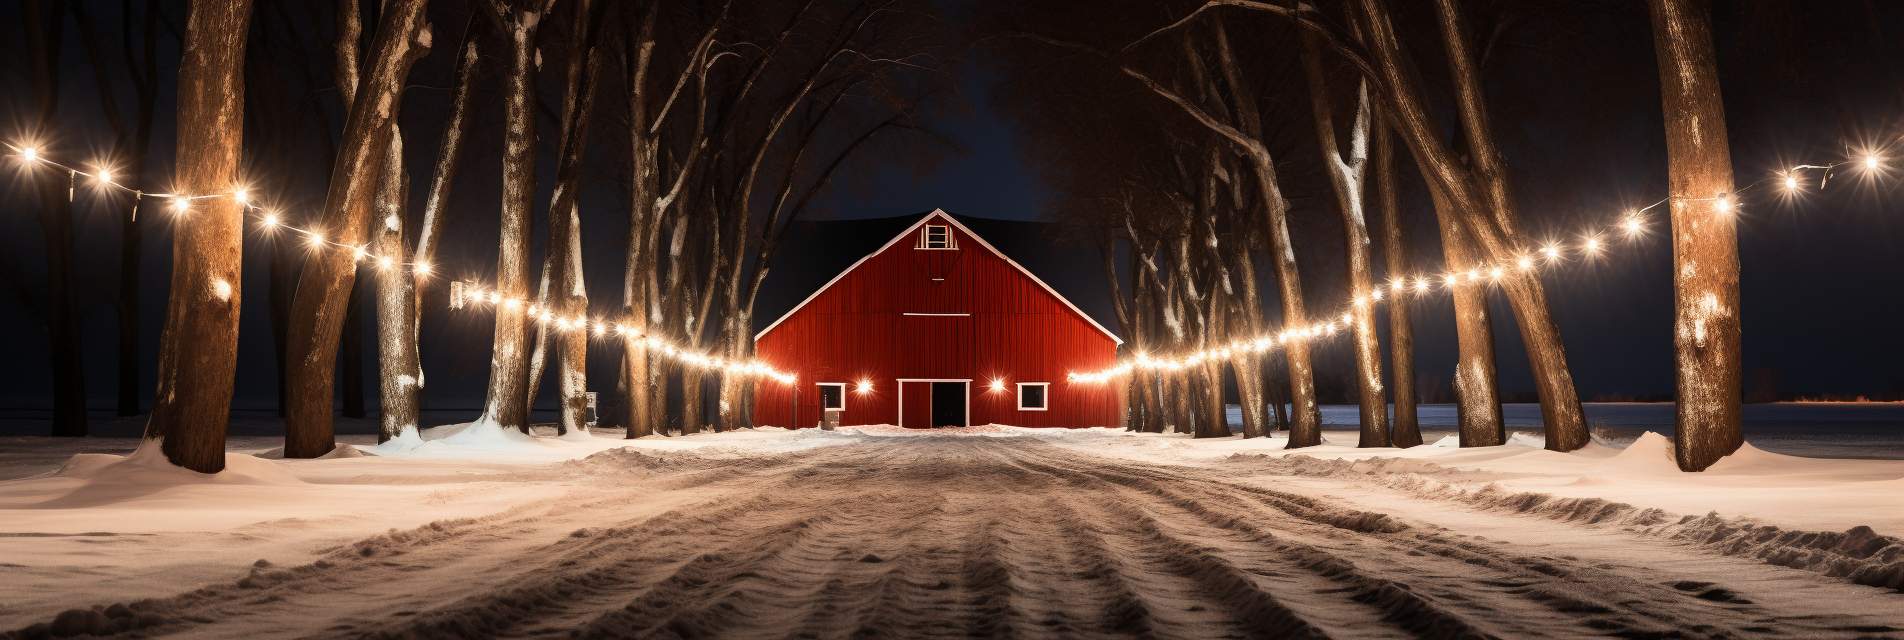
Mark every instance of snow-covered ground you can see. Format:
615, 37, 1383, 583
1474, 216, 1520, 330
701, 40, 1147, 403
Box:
2, 421, 1901, 637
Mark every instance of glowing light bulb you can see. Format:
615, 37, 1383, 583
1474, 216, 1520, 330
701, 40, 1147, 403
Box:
263, 213, 279, 227
1586, 239, 1601, 252
97, 170, 112, 183
22, 148, 38, 161
1784, 175, 1798, 190
234, 189, 248, 204
991, 379, 1006, 392
1543, 246, 1560, 259
486, 292, 500, 304
173, 198, 190, 213
309, 232, 325, 247
857, 380, 873, 393
1518, 258, 1533, 270
1490, 268, 1503, 279
1715, 197, 1732, 212
379, 257, 393, 269
1391, 280, 1403, 292
354, 246, 369, 261
1371, 290, 1383, 301
414, 261, 431, 275
1624, 218, 1642, 234
1866, 155, 1880, 169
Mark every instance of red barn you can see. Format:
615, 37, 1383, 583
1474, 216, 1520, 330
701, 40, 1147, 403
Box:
752, 210, 1123, 429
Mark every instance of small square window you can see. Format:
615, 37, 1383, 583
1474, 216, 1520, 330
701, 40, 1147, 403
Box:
917, 224, 955, 249
818, 383, 846, 411
1018, 383, 1048, 411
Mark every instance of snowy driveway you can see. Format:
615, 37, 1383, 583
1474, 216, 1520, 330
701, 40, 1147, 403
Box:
6, 435, 1901, 638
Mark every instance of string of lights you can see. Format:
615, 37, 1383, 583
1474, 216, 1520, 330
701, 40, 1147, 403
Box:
10, 139, 1879, 388
444, 281, 798, 384
4, 142, 436, 276
1063, 151, 1887, 384
6, 140, 796, 385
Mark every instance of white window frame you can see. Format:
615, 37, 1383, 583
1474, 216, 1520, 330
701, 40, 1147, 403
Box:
915, 224, 957, 250
817, 383, 847, 411
1017, 382, 1050, 411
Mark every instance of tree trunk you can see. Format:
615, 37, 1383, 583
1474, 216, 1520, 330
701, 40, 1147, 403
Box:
22, 0, 88, 437
621, 2, 659, 438
371, 130, 420, 443
1439, 3, 1592, 451
1648, 0, 1741, 471
1353, 0, 1588, 451
1430, 185, 1506, 446
282, 0, 430, 458
544, 0, 609, 436
143, 0, 254, 471
478, 4, 543, 436
1299, 33, 1387, 447
406, 22, 482, 432
1373, 118, 1421, 448
1253, 163, 1322, 448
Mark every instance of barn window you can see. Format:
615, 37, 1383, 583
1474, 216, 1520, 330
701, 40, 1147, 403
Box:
818, 383, 846, 411
916, 224, 956, 250
1017, 383, 1049, 411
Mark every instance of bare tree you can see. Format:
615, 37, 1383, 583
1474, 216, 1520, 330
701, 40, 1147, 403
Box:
142, 0, 255, 471
70, 0, 165, 419
1647, 0, 1740, 471
474, 0, 546, 436
1299, 27, 1387, 447
282, 0, 432, 458
21, 0, 88, 437
1371, 116, 1420, 447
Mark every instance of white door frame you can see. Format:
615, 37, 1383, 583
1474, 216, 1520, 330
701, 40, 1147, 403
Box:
896, 378, 971, 428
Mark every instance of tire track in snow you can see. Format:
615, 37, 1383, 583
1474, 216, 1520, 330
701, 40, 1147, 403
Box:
7, 437, 1904, 639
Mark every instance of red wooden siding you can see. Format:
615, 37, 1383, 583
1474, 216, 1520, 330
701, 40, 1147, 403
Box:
753, 212, 1122, 429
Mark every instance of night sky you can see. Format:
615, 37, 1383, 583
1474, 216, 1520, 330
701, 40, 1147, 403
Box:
1, 1, 1901, 415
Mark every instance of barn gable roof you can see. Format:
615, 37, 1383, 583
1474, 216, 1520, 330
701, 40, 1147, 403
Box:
754, 209, 1123, 345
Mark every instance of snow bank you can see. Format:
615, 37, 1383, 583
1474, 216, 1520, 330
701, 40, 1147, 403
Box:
26, 439, 306, 510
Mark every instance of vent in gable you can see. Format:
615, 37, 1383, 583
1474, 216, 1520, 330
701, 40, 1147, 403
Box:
915, 224, 957, 250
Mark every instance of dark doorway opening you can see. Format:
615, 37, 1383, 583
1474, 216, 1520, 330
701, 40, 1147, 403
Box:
930, 382, 966, 428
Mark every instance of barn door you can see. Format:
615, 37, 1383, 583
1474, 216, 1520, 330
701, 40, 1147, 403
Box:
900, 381, 933, 429
931, 382, 967, 427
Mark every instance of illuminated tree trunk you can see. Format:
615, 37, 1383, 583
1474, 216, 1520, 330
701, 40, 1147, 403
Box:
371, 132, 419, 443
537, 0, 608, 436
143, 0, 253, 471
1256, 162, 1322, 448
408, 26, 484, 431
621, 2, 661, 438
1647, 0, 1741, 471
477, 2, 543, 436
282, 0, 430, 458
1431, 185, 1506, 446
1372, 118, 1421, 448
1300, 32, 1387, 447
1429, 0, 1587, 451
1345, 0, 1588, 451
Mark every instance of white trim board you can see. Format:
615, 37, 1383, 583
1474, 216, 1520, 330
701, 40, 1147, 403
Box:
754, 210, 1123, 344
